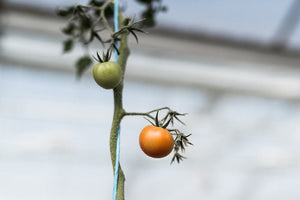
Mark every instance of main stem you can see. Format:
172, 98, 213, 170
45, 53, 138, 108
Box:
109, 13, 129, 200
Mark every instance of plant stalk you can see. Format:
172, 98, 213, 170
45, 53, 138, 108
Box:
109, 12, 130, 200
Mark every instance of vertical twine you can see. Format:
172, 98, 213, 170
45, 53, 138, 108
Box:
112, 1, 120, 200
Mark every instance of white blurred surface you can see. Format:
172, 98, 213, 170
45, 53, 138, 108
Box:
1, 3, 300, 199
1, 63, 300, 200
4, 0, 298, 45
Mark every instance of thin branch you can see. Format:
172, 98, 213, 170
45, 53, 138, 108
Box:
77, 5, 101, 10
101, 0, 114, 34
147, 107, 172, 114
124, 112, 155, 121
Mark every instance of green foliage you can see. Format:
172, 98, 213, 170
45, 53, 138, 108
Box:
62, 23, 76, 36
58, 3, 192, 200
63, 39, 74, 52
135, 0, 167, 27
141, 7, 155, 27
81, 17, 92, 32
76, 56, 93, 77
89, 0, 114, 17
56, 6, 75, 17
58, 0, 167, 76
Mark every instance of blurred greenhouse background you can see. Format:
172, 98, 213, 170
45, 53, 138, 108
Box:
1, 0, 300, 200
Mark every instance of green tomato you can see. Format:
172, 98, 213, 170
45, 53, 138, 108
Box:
92, 61, 122, 89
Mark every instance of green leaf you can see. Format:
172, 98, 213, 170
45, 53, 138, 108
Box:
56, 6, 75, 17
112, 44, 120, 55
89, 0, 104, 7
162, 117, 172, 129
104, 3, 114, 18
63, 39, 74, 52
135, 0, 167, 28
96, 52, 103, 62
62, 23, 76, 35
171, 152, 186, 164
129, 30, 139, 43
76, 56, 93, 77
174, 115, 185, 125
161, 6, 167, 12
136, 0, 152, 4
155, 111, 159, 126
141, 8, 156, 27
131, 27, 146, 33
80, 17, 92, 32
144, 117, 155, 126
93, 32, 103, 43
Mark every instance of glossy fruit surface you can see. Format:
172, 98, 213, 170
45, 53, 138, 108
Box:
92, 61, 122, 89
139, 125, 174, 158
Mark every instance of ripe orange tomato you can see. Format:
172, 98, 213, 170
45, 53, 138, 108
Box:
139, 125, 174, 158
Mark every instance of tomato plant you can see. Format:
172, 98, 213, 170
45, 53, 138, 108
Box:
92, 61, 122, 89
59, 1, 192, 199
139, 125, 174, 158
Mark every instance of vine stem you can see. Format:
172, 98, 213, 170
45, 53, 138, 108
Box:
109, 11, 129, 200
124, 112, 155, 120
124, 107, 173, 119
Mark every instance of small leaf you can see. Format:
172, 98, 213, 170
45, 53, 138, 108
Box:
161, 6, 167, 12
63, 39, 74, 52
136, 0, 152, 4
108, 50, 112, 60
94, 32, 104, 44
112, 43, 120, 55
85, 30, 94, 44
56, 6, 75, 17
76, 56, 92, 77
96, 52, 103, 62
162, 117, 172, 129
141, 7, 156, 27
171, 152, 186, 164
183, 138, 193, 146
174, 115, 185, 125
171, 155, 176, 164
80, 17, 92, 32
129, 30, 139, 43
104, 3, 114, 18
62, 23, 76, 35
104, 50, 111, 62
131, 27, 146, 33
161, 113, 169, 123
155, 111, 159, 127
182, 134, 193, 146
144, 117, 155, 126
75, 6, 85, 15
89, 0, 104, 7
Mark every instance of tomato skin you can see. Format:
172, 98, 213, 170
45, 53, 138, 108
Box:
92, 61, 122, 89
139, 125, 174, 158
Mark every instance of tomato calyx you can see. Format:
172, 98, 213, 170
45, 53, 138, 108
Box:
93, 50, 113, 63
171, 130, 193, 163
144, 110, 186, 128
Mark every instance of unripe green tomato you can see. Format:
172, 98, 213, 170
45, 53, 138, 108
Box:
92, 61, 122, 89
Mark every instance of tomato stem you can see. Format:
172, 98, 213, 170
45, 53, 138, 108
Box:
109, 11, 129, 200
